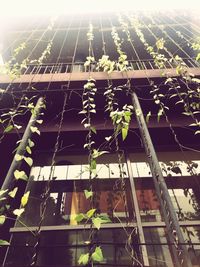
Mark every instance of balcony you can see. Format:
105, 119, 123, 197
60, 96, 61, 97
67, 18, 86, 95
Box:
22, 57, 199, 75
1, 57, 200, 85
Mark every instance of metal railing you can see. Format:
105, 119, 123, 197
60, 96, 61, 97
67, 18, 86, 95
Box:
22, 57, 200, 75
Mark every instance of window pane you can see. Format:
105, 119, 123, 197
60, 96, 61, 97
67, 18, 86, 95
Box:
143, 228, 174, 267
5, 229, 141, 266
15, 179, 135, 227
67, 165, 82, 179
135, 178, 162, 222
53, 166, 68, 180
181, 226, 200, 265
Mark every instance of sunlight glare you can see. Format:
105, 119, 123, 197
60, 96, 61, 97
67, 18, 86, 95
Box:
0, 0, 200, 18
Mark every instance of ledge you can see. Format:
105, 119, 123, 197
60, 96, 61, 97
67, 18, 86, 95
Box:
1, 68, 200, 84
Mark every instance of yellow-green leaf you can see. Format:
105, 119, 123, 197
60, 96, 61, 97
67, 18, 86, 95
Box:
0, 215, 6, 225
8, 187, 18, 198
36, 119, 43, 124
14, 170, 28, 181
84, 190, 93, 199
91, 246, 104, 262
4, 125, 14, 133
156, 38, 165, 50
86, 208, 96, 218
30, 126, 40, 135
78, 253, 89, 265
21, 191, 30, 207
122, 127, 128, 141
24, 157, 33, 167
75, 213, 86, 223
0, 240, 10, 246
13, 208, 24, 217
92, 217, 101, 230
28, 139, 35, 148
26, 146, 32, 154
14, 154, 23, 161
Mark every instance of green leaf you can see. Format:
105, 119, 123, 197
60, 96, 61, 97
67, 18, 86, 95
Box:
92, 149, 109, 159
91, 159, 96, 171
92, 217, 102, 230
13, 208, 24, 217
86, 208, 96, 218
36, 119, 43, 124
0, 240, 10, 246
0, 215, 6, 225
78, 253, 89, 265
91, 126, 97, 134
14, 170, 28, 181
28, 139, 35, 148
4, 125, 14, 133
98, 214, 112, 222
91, 246, 104, 262
84, 190, 93, 199
122, 127, 128, 141
92, 215, 111, 230
21, 191, 30, 207
30, 126, 40, 135
24, 157, 33, 167
15, 154, 23, 161
196, 53, 200, 61
26, 146, 32, 154
8, 187, 18, 198
156, 38, 165, 50
75, 213, 86, 223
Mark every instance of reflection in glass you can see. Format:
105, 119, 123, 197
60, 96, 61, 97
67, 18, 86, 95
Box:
181, 226, 200, 265
31, 162, 128, 181
16, 178, 135, 227
135, 177, 161, 222
144, 228, 174, 267
5, 229, 141, 266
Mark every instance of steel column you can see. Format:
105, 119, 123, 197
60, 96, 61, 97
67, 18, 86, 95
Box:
131, 91, 192, 267
126, 154, 150, 266
1, 97, 44, 191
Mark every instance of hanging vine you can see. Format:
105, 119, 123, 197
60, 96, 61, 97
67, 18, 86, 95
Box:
77, 23, 111, 266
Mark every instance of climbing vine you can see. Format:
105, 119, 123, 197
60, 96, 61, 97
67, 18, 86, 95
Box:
0, 11, 200, 267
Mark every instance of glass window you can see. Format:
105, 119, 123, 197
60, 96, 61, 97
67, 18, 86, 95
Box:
131, 162, 151, 177
181, 226, 200, 266
135, 177, 162, 222
143, 228, 174, 267
5, 229, 141, 266
67, 165, 82, 179
15, 178, 135, 227
53, 166, 68, 180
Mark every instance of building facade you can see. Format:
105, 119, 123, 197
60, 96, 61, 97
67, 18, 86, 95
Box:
0, 11, 200, 267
